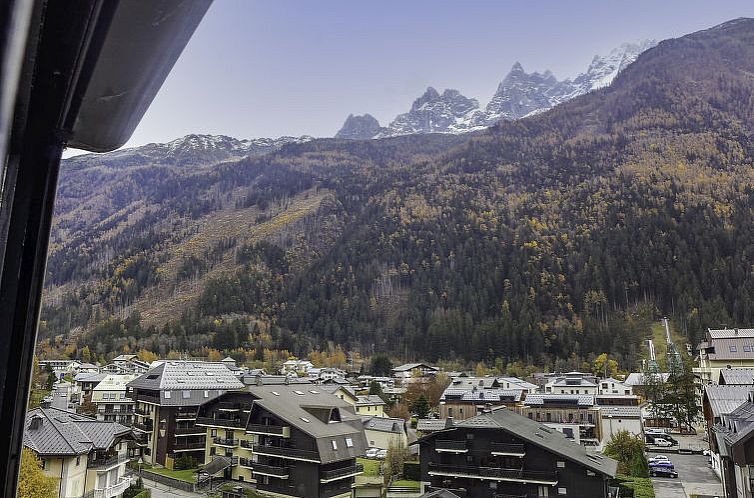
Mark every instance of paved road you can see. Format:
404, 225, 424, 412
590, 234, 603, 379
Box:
648, 451, 722, 498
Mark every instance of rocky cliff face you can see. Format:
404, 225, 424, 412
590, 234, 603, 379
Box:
335, 39, 656, 138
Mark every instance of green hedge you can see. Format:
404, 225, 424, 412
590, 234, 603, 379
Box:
613, 475, 655, 498
132, 491, 151, 498
403, 461, 421, 481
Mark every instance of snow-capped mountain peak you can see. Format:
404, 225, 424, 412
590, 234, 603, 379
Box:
335, 39, 657, 139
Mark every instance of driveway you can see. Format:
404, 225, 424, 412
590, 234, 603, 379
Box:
647, 450, 722, 498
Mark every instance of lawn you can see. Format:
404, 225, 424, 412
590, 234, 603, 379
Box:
613, 475, 655, 498
391, 480, 420, 489
139, 463, 198, 483
357, 457, 381, 476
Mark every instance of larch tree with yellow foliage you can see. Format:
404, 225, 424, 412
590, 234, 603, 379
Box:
17, 448, 57, 498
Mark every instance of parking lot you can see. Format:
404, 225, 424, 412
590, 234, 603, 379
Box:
647, 450, 722, 498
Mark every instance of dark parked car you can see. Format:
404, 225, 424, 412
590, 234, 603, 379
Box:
650, 467, 678, 478
649, 461, 675, 470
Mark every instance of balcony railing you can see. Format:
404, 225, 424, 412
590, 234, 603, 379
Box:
175, 426, 206, 435
253, 444, 320, 462
240, 439, 253, 449
134, 407, 149, 416
87, 454, 129, 470
135, 393, 161, 405
174, 411, 197, 420
196, 416, 244, 429
133, 422, 153, 433
246, 423, 290, 437
83, 476, 132, 498
428, 463, 558, 485
98, 408, 133, 416
172, 440, 205, 451
490, 442, 526, 456
217, 402, 251, 411
253, 463, 290, 479
435, 440, 468, 453
320, 463, 364, 482
213, 437, 239, 447
239, 457, 254, 468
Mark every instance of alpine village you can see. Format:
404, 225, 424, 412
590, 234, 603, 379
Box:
20, 16, 754, 498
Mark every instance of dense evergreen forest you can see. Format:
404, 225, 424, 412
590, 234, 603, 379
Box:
39, 19, 754, 371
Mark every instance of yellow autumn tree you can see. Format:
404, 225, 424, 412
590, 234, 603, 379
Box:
17, 448, 57, 498
137, 349, 159, 363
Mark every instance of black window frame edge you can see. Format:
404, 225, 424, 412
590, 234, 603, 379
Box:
0, 1, 119, 494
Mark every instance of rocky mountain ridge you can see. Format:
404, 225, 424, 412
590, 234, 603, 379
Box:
336, 39, 656, 139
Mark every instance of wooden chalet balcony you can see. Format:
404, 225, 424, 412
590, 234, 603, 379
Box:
435, 440, 468, 453
196, 416, 244, 429
252, 463, 291, 479
87, 454, 129, 470
320, 463, 364, 483
246, 423, 290, 437
217, 402, 251, 412
174, 411, 197, 420
213, 437, 239, 447
253, 444, 320, 463
135, 393, 160, 405
174, 426, 205, 435
172, 440, 205, 451
490, 442, 526, 457
428, 463, 558, 485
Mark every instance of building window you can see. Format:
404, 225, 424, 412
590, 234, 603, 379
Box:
558, 488, 567, 495
345, 438, 353, 448
41, 459, 46, 470
211, 429, 217, 437
76, 456, 80, 466
730, 345, 737, 353
182, 390, 191, 399
164, 391, 171, 399
331, 440, 338, 450
557, 461, 565, 468
204, 390, 209, 398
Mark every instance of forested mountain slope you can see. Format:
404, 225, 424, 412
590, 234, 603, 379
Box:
41, 19, 754, 371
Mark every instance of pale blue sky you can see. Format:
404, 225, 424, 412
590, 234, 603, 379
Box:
121, 1, 754, 147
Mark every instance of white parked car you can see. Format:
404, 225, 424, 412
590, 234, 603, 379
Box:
649, 455, 670, 463
364, 448, 380, 458
653, 438, 672, 447
376, 449, 388, 459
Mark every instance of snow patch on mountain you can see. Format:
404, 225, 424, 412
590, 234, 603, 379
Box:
336, 39, 656, 139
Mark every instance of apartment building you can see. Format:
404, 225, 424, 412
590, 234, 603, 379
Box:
196, 385, 367, 498
92, 374, 138, 425
439, 387, 523, 421
695, 328, 754, 393
713, 394, 754, 498
416, 409, 617, 498
516, 394, 602, 446
126, 361, 244, 467
23, 407, 133, 498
